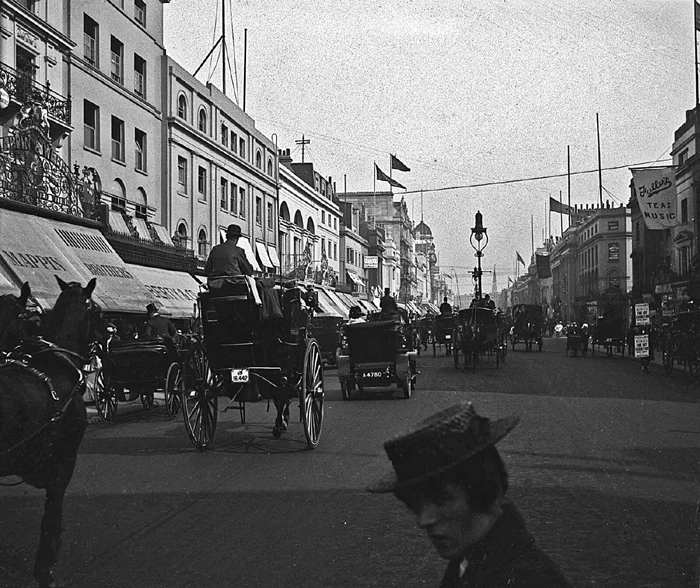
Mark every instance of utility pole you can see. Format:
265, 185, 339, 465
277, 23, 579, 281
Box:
295, 134, 310, 163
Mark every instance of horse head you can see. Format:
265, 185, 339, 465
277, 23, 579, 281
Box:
45, 276, 102, 357
0, 282, 39, 351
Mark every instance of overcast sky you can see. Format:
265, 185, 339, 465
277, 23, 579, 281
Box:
164, 0, 691, 293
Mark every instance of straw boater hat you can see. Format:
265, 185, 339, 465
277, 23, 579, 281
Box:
368, 402, 519, 493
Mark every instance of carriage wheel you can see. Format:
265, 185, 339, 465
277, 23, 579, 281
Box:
94, 368, 118, 423
301, 339, 324, 449
400, 362, 413, 399
181, 342, 218, 450
164, 362, 183, 418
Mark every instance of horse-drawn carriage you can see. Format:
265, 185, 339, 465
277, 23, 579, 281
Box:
434, 313, 457, 356
659, 310, 700, 379
511, 304, 544, 351
590, 289, 628, 357
311, 314, 345, 366
453, 307, 506, 371
337, 311, 418, 400
92, 337, 185, 422
416, 315, 436, 351
179, 276, 324, 450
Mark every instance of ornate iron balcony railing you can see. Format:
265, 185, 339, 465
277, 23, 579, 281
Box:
0, 64, 71, 126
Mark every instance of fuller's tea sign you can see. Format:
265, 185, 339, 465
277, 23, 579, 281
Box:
631, 167, 680, 230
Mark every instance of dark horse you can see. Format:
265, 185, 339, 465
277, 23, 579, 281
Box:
0, 277, 100, 588
459, 322, 479, 373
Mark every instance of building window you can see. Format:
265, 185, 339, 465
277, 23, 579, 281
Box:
255, 150, 262, 169
134, 0, 146, 25
267, 202, 273, 230
221, 124, 228, 147
134, 54, 146, 98
239, 138, 245, 159
230, 131, 237, 153
83, 100, 99, 150
230, 182, 238, 214
110, 36, 124, 84
111, 195, 126, 213
255, 196, 262, 226
333, 242, 337, 260
334, 218, 337, 230
220, 178, 228, 210
134, 128, 146, 172
17, 0, 36, 12
682, 198, 688, 224
321, 238, 326, 255
608, 243, 619, 261
198, 108, 207, 134
111, 116, 125, 162
239, 186, 246, 218
681, 246, 690, 275
83, 15, 98, 66
321, 211, 325, 224
198, 229, 208, 257
198, 166, 207, 198
177, 157, 187, 188
177, 95, 187, 120
679, 148, 689, 166
267, 158, 273, 176
607, 220, 618, 231
134, 189, 147, 219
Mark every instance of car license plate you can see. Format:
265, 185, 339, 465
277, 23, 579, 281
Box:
362, 371, 383, 379
231, 369, 249, 383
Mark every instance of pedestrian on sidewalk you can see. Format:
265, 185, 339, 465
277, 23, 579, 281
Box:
368, 402, 572, 588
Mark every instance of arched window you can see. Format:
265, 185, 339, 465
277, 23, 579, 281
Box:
255, 150, 262, 169
110, 178, 126, 213
294, 211, 304, 229
198, 108, 207, 134
198, 228, 208, 257
280, 202, 290, 222
134, 187, 147, 219
306, 218, 315, 235
177, 94, 187, 120
267, 158, 273, 176
174, 221, 188, 250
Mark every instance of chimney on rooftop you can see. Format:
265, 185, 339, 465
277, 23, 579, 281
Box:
278, 148, 293, 168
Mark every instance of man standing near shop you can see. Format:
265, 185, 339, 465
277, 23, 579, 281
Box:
205, 223, 254, 277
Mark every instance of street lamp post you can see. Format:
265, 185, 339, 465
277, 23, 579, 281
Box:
469, 211, 488, 300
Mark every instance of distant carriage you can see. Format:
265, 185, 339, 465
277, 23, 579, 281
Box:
453, 307, 506, 371
591, 290, 628, 357
434, 313, 457, 356
311, 314, 345, 366
511, 304, 544, 351
659, 310, 700, 379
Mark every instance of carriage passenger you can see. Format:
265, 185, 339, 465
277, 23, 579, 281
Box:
204, 223, 254, 278
440, 297, 453, 315
144, 303, 177, 340
347, 306, 366, 324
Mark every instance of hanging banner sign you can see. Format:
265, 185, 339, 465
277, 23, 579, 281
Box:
634, 334, 649, 358
635, 303, 650, 325
631, 167, 680, 230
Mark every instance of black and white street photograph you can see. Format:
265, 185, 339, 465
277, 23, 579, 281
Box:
0, 1, 699, 586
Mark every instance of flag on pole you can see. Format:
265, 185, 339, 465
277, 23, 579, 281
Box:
516, 251, 526, 266
390, 154, 411, 172
376, 164, 406, 190
549, 196, 575, 215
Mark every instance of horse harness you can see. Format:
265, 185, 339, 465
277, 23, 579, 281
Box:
0, 343, 86, 459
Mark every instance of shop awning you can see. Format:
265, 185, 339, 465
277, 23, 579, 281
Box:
315, 289, 343, 317
132, 217, 153, 242
238, 237, 262, 272
126, 264, 201, 318
255, 241, 273, 270
326, 289, 352, 316
0, 268, 20, 298
0, 209, 152, 312
346, 270, 363, 285
357, 299, 375, 314
151, 223, 172, 245
108, 212, 131, 235
267, 246, 281, 269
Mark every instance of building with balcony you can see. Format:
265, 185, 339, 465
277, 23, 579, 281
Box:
0, 0, 73, 147
339, 201, 368, 295
277, 148, 340, 283
163, 56, 278, 273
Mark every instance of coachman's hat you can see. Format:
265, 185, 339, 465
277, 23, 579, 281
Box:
367, 402, 519, 493
226, 224, 242, 238
146, 303, 158, 315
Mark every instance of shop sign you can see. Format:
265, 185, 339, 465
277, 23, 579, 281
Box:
654, 284, 672, 294
634, 334, 649, 358
364, 256, 378, 269
635, 303, 650, 325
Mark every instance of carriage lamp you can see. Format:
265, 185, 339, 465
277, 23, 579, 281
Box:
470, 211, 489, 299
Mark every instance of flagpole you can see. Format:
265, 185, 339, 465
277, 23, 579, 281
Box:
531, 214, 534, 258
597, 113, 603, 208
567, 145, 571, 231
559, 190, 563, 236
548, 196, 551, 242
373, 164, 377, 229
696, 0, 699, 106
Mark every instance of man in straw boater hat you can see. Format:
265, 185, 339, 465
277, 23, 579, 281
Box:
368, 402, 572, 587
